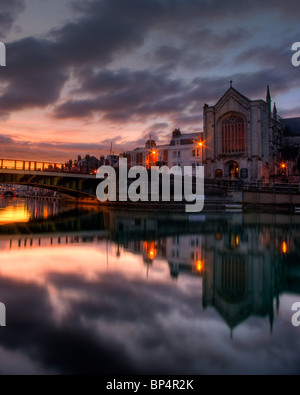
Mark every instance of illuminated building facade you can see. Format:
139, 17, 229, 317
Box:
203, 85, 287, 182
125, 129, 203, 170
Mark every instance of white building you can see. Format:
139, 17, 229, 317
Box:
125, 128, 204, 171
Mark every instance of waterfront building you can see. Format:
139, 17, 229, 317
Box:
124, 84, 300, 182
124, 129, 203, 171
203, 84, 285, 182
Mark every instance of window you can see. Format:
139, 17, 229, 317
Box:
221, 115, 246, 154
173, 151, 181, 159
163, 150, 168, 162
215, 169, 223, 178
136, 153, 143, 165
192, 150, 195, 157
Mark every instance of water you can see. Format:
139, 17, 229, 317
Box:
0, 198, 299, 374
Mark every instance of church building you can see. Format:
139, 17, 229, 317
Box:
203, 83, 287, 182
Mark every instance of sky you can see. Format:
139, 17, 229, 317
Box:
0, 0, 299, 162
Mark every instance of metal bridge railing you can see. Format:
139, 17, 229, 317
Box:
0, 158, 100, 175
0, 159, 64, 172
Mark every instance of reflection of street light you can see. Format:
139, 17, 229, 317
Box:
282, 241, 287, 254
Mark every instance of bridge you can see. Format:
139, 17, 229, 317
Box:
0, 158, 100, 198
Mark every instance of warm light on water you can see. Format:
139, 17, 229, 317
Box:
282, 241, 288, 254
0, 199, 31, 225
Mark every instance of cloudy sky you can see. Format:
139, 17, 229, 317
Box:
0, 0, 299, 162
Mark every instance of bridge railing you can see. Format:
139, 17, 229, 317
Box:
0, 158, 100, 175
0, 159, 64, 172
204, 179, 300, 193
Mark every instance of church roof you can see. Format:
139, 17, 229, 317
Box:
281, 117, 300, 136
213, 86, 251, 109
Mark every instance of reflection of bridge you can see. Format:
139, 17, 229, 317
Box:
0, 158, 99, 198
4, 231, 108, 249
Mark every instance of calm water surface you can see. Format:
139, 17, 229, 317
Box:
0, 197, 299, 374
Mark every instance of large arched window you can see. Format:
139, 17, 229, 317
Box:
221, 115, 246, 154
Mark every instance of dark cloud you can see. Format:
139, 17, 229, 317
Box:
0, 134, 14, 144
53, 69, 185, 121
0, 38, 68, 112
0, 0, 299, 126
0, 0, 25, 38
52, 59, 300, 132
187, 27, 253, 51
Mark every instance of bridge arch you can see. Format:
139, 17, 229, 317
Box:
0, 170, 99, 199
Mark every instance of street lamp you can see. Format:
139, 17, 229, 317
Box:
193, 138, 207, 164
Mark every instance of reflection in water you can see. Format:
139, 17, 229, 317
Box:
0, 203, 299, 374
0, 198, 31, 225
0, 198, 63, 225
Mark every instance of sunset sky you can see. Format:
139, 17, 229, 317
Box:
0, 0, 299, 162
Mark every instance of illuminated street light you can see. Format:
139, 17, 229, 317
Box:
193, 138, 207, 164
196, 260, 204, 273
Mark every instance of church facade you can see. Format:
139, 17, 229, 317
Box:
203, 84, 286, 182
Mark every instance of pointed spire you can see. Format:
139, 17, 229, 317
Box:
266, 85, 271, 120
273, 102, 277, 120
266, 85, 271, 103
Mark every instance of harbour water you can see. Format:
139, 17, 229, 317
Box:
0, 198, 299, 374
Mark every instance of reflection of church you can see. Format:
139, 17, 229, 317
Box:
106, 209, 300, 333
203, 84, 299, 182
201, 226, 284, 333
